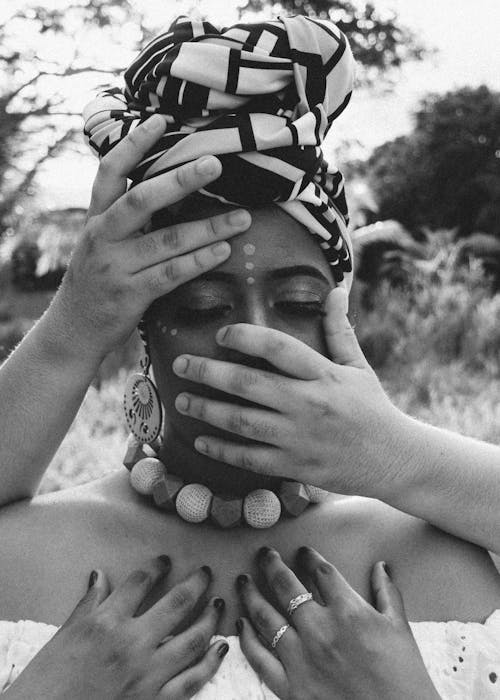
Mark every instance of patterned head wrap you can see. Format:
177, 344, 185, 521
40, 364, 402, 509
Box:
83, 14, 356, 288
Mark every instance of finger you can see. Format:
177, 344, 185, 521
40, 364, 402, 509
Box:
126, 209, 251, 274
371, 561, 408, 624
139, 566, 213, 642
323, 287, 368, 369
215, 324, 330, 380
136, 239, 235, 301
88, 114, 167, 218
257, 547, 319, 628
172, 354, 295, 412
236, 574, 299, 661
155, 596, 224, 678
297, 546, 365, 608
100, 555, 171, 619
176, 393, 287, 446
97, 155, 222, 242
194, 435, 281, 477
238, 617, 288, 699
159, 639, 229, 700
65, 569, 110, 625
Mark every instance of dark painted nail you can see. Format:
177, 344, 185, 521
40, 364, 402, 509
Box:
236, 574, 249, 588
382, 562, 391, 578
217, 642, 229, 658
258, 546, 273, 561
213, 597, 225, 610
236, 618, 244, 634
88, 570, 98, 588
297, 546, 311, 557
201, 565, 212, 577
157, 555, 171, 569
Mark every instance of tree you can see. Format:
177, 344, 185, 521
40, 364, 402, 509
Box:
368, 85, 500, 236
0, 1, 149, 233
239, 0, 425, 79
0, 0, 424, 236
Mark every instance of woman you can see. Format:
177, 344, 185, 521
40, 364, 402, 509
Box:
1, 13, 500, 699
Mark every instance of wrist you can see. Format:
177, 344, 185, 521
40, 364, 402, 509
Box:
34, 299, 107, 374
368, 408, 431, 506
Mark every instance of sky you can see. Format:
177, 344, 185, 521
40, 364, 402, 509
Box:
7, 0, 499, 209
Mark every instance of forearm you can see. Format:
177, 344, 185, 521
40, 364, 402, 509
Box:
0, 300, 104, 505
379, 413, 500, 553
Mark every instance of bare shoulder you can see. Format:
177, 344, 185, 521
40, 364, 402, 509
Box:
344, 496, 500, 623
0, 472, 140, 624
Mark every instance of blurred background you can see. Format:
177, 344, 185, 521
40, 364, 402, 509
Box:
1, 0, 499, 493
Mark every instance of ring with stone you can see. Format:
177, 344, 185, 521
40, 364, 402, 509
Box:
287, 591, 313, 616
271, 624, 291, 649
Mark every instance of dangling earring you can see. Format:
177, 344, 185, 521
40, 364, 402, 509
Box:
123, 324, 163, 445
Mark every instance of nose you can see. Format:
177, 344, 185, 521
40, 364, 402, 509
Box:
219, 299, 277, 374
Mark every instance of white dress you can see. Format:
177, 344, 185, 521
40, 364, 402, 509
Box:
1, 614, 500, 698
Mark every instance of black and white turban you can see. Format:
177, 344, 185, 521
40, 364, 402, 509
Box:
83, 14, 356, 288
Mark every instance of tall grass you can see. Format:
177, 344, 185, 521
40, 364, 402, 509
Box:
39, 264, 500, 492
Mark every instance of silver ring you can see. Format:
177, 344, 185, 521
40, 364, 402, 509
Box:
271, 624, 290, 649
287, 591, 313, 616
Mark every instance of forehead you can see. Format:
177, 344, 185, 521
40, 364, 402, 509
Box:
165, 199, 333, 279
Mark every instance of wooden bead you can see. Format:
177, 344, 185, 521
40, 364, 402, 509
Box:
210, 495, 243, 528
305, 485, 330, 503
176, 484, 213, 523
243, 489, 281, 529
130, 458, 165, 496
279, 481, 311, 517
123, 434, 148, 471
153, 473, 184, 512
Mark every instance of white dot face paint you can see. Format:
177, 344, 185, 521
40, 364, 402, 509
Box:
170, 328, 178, 336
243, 243, 256, 256
161, 326, 167, 334
246, 277, 255, 285
245, 261, 255, 270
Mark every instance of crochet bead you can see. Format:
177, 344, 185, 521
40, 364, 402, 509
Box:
130, 458, 165, 496
243, 489, 281, 529
305, 485, 330, 503
153, 473, 184, 512
210, 495, 243, 528
176, 484, 213, 523
279, 481, 310, 517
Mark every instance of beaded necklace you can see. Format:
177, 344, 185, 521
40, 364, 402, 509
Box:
123, 434, 329, 529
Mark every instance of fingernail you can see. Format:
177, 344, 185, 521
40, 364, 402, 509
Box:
216, 326, 229, 344
258, 546, 273, 561
201, 565, 212, 578
382, 561, 391, 578
217, 642, 229, 658
195, 438, 208, 453
228, 209, 250, 227
212, 241, 230, 257
236, 573, 249, 588
175, 394, 190, 412
297, 545, 311, 558
145, 114, 165, 131
235, 618, 243, 634
173, 356, 189, 374
196, 155, 219, 177
213, 597, 225, 610
157, 555, 171, 570
88, 570, 98, 588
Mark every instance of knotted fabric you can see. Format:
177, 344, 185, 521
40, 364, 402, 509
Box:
83, 14, 355, 287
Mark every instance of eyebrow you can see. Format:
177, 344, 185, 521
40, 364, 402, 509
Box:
197, 265, 331, 285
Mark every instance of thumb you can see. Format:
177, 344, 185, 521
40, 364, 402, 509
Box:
64, 569, 110, 626
371, 561, 408, 625
323, 287, 368, 369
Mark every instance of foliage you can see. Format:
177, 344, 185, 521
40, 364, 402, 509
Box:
240, 0, 425, 80
0, 0, 424, 235
367, 85, 500, 236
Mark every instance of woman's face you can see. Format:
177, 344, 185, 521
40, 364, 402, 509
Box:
146, 205, 335, 479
